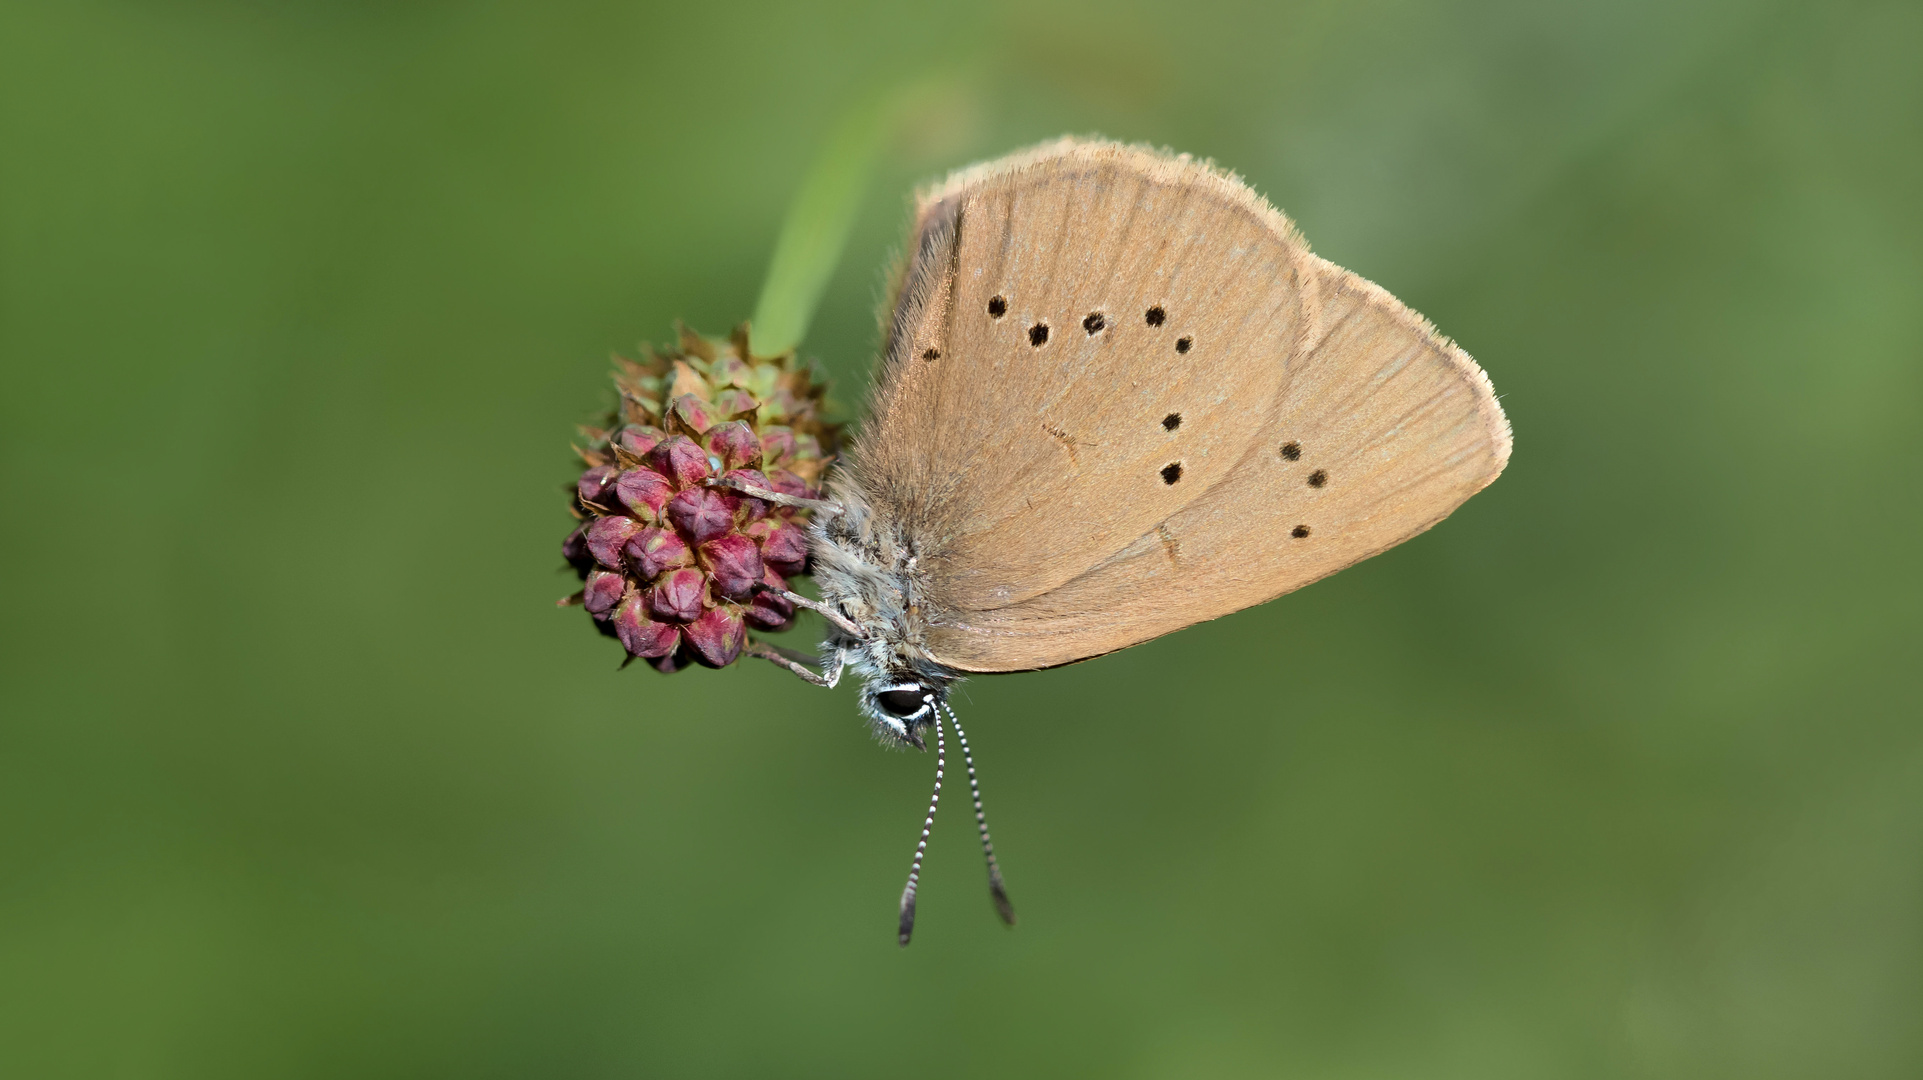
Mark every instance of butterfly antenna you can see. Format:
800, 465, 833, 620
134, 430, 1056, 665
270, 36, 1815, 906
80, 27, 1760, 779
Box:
896, 715, 944, 946
944, 702, 1016, 926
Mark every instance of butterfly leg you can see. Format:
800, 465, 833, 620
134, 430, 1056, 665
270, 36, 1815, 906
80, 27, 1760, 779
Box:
763, 588, 867, 640
705, 477, 843, 517
745, 640, 843, 687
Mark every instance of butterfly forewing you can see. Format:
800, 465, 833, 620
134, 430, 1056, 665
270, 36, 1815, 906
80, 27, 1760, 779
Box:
855, 141, 1319, 614
849, 139, 1510, 673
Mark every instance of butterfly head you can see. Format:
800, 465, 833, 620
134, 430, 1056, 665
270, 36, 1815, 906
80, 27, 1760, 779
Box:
861, 680, 945, 748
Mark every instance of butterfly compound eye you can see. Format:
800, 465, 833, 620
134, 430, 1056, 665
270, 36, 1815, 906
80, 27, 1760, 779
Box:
876, 687, 929, 718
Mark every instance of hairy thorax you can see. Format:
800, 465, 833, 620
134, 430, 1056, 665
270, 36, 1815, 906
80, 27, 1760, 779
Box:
808, 477, 960, 728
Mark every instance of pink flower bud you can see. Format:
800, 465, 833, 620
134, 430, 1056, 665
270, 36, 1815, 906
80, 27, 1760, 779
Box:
758, 427, 796, 467
709, 355, 750, 389
705, 421, 763, 470
791, 433, 823, 462
668, 393, 713, 435
722, 468, 771, 522
615, 425, 663, 458
612, 595, 680, 658
713, 388, 758, 418
649, 567, 706, 623
699, 533, 764, 601
614, 468, 673, 520
585, 515, 642, 569
648, 435, 711, 490
583, 569, 626, 618
666, 486, 737, 545
767, 469, 816, 501
576, 465, 618, 508
562, 526, 592, 573
746, 518, 809, 577
683, 605, 746, 668
623, 526, 691, 580
650, 644, 695, 673
745, 568, 796, 631
763, 387, 800, 423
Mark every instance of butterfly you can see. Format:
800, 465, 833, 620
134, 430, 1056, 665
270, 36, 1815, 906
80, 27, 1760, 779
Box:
711, 137, 1511, 944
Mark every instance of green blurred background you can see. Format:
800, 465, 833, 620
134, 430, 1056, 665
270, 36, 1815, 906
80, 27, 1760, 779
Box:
3, 1, 1919, 1076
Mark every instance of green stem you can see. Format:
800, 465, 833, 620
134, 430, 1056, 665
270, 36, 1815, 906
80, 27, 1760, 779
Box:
749, 77, 955, 357
748, 101, 889, 357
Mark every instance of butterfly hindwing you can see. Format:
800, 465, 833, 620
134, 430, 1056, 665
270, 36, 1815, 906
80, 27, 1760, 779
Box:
926, 260, 1511, 671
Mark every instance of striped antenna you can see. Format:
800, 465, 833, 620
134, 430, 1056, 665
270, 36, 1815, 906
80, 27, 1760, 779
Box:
945, 702, 1016, 926
896, 716, 944, 946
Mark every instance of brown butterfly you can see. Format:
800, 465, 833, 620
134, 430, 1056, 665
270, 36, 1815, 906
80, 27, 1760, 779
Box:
718, 138, 1511, 943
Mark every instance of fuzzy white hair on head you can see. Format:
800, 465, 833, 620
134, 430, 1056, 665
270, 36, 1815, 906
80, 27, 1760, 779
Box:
806, 478, 963, 748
